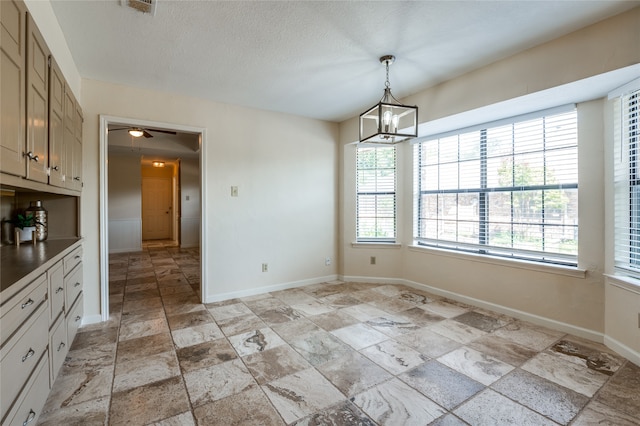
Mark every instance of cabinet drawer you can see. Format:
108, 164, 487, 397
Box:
2, 350, 49, 426
49, 314, 67, 387
0, 273, 47, 347
66, 294, 83, 347
63, 246, 82, 276
48, 261, 65, 323
64, 263, 82, 309
0, 304, 48, 419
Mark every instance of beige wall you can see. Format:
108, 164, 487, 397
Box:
339, 8, 640, 348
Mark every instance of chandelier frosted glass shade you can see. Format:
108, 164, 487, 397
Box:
359, 55, 418, 144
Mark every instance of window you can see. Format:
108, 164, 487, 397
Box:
614, 89, 640, 277
414, 108, 578, 265
356, 146, 396, 242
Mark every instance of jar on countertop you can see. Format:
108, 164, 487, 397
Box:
25, 200, 47, 241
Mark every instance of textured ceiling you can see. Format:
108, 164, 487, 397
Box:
51, 0, 638, 123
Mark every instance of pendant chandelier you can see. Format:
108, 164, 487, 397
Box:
359, 55, 418, 144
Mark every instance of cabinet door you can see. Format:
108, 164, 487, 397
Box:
25, 13, 49, 183
63, 87, 74, 189
48, 56, 64, 187
71, 102, 82, 191
0, 0, 26, 177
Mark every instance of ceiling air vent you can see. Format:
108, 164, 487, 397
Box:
121, 0, 157, 15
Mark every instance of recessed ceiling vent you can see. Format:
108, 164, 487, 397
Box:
121, 0, 156, 16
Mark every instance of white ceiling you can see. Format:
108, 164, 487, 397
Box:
50, 0, 638, 123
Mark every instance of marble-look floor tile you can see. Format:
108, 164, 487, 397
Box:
217, 312, 267, 336
244, 296, 286, 314
183, 358, 257, 407
429, 414, 469, 426
428, 319, 487, 344
468, 334, 537, 367
399, 360, 484, 410
331, 323, 388, 349
303, 282, 344, 298
158, 283, 194, 296
243, 344, 311, 385
272, 289, 318, 305
162, 292, 200, 306
365, 314, 421, 337
193, 386, 285, 426
319, 293, 362, 308
113, 350, 180, 393
163, 302, 205, 316
272, 318, 322, 342
38, 396, 109, 426
109, 376, 191, 426
119, 317, 169, 341
258, 305, 304, 324
43, 366, 114, 413
123, 287, 160, 301
368, 297, 416, 313
351, 289, 391, 304
572, 400, 640, 426
171, 322, 224, 348
208, 302, 254, 321
492, 368, 589, 424
360, 339, 427, 375
61, 344, 117, 373
289, 330, 354, 366
454, 389, 556, 425
341, 304, 390, 321
352, 378, 446, 426
116, 331, 174, 364
437, 346, 514, 385
293, 401, 376, 426
125, 282, 158, 293
317, 351, 393, 397
121, 296, 165, 315
119, 307, 165, 325
395, 328, 460, 358
176, 338, 238, 373
550, 337, 625, 376
69, 328, 118, 352
453, 311, 508, 332
228, 327, 286, 357
493, 320, 564, 351
396, 307, 445, 327
396, 289, 437, 306
595, 361, 640, 418
308, 310, 360, 331
166, 309, 214, 331
262, 368, 344, 424
420, 300, 470, 318
152, 411, 196, 426
291, 301, 335, 316
522, 351, 609, 397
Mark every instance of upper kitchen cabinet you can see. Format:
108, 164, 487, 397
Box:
48, 56, 64, 188
0, 0, 27, 178
63, 87, 82, 191
25, 13, 49, 184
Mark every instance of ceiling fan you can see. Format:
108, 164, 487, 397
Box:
109, 127, 177, 138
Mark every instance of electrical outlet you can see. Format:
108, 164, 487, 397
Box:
262, 263, 268, 272
325, 257, 331, 266
370, 256, 376, 265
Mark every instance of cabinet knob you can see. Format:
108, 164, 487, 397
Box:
75, 315, 81, 322
23, 151, 39, 162
21, 348, 35, 362
74, 282, 81, 287
52, 165, 59, 171
73, 176, 81, 181
57, 341, 66, 352
22, 409, 36, 426
21, 298, 34, 309
56, 287, 64, 294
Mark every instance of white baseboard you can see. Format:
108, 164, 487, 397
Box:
342, 274, 603, 343
204, 275, 339, 303
604, 335, 640, 367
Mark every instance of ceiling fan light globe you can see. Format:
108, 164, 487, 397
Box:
129, 129, 144, 138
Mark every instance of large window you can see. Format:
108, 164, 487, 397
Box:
356, 146, 396, 242
614, 89, 640, 277
414, 108, 578, 265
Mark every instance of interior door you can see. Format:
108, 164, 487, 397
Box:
142, 177, 172, 240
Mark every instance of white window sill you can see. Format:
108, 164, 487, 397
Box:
351, 242, 402, 249
408, 244, 586, 279
604, 274, 640, 295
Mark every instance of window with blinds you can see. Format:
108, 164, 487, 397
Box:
414, 107, 578, 265
356, 146, 396, 242
614, 89, 640, 277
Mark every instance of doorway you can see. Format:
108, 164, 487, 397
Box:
99, 115, 208, 322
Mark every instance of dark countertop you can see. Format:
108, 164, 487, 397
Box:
1, 238, 81, 293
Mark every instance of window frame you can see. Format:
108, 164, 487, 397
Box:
414, 106, 579, 266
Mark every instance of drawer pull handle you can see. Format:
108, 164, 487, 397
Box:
57, 342, 66, 351
75, 315, 81, 322
21, 298, 34, 309
74, 255, 81, 259
22, 348, 35, 362
56, 287, 64, 294
73, 176, 81, 181
24, 152, 39, 162
23, 409, 36, 426
74, 282, 81, 287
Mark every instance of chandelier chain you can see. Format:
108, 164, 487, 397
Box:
385, 61, 391, 89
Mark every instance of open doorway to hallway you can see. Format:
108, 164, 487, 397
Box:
100, 116, 207, 322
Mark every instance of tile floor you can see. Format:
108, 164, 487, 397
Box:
37, 243, 640, 425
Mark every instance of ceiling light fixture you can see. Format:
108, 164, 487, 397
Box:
152, 161, 165, 168
359, 55, 418, 144
128, 128, 144, 138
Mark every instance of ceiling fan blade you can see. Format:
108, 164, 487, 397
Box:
108, 128, 128, 132
146, 128, 177, 135
142, 130, 153, 138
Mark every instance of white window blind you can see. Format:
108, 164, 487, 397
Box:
614, 89, 640, 276
356, 146, 396, 241
414, 108, 578, 265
